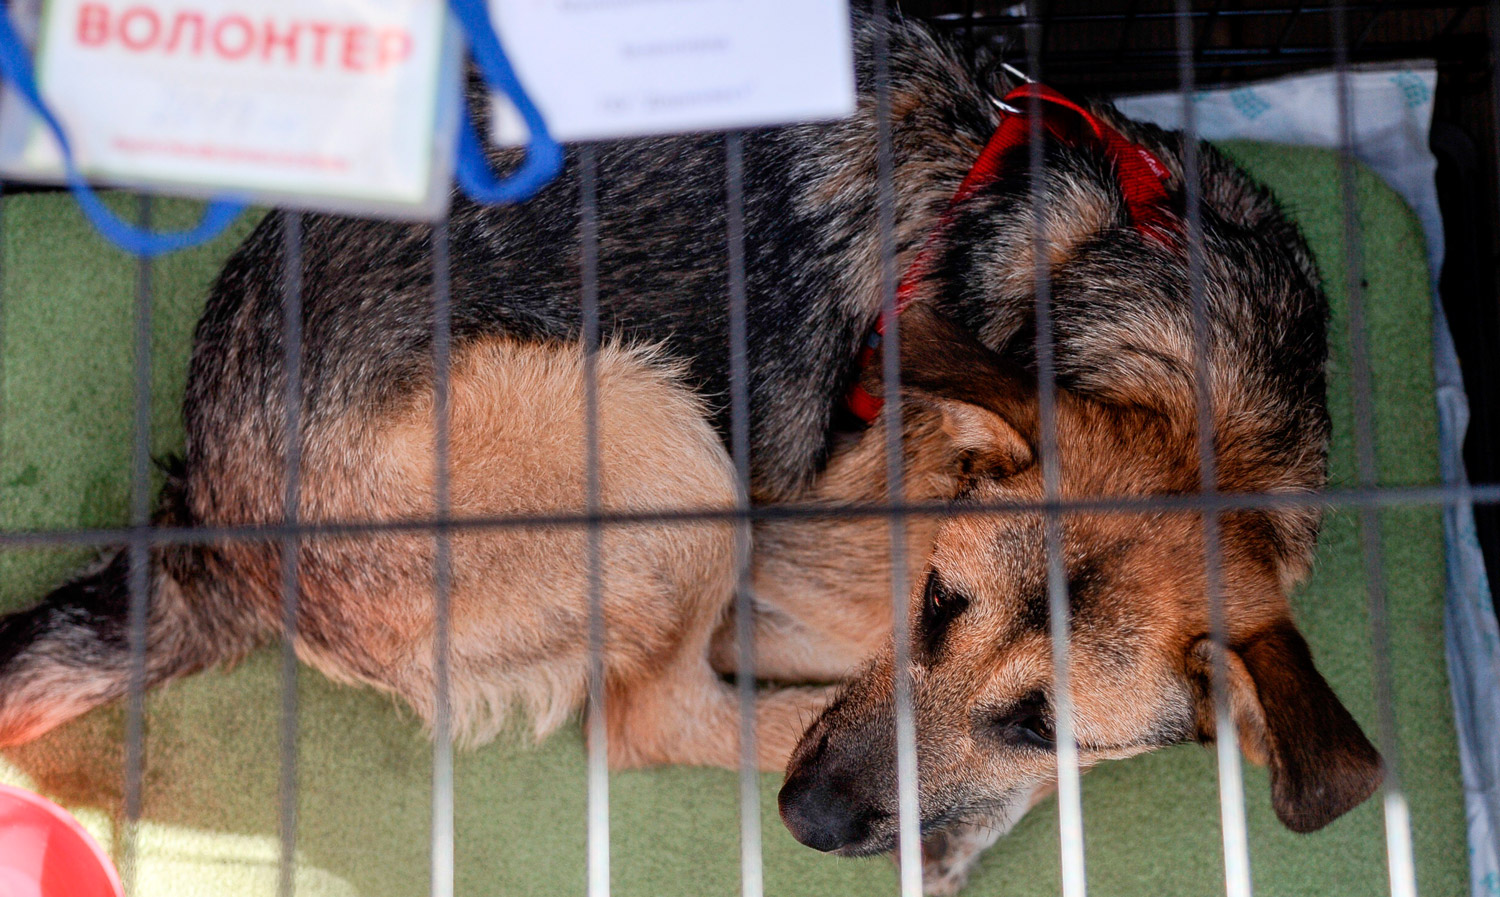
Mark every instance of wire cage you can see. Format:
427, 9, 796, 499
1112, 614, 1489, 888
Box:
0, 2, 1493, 897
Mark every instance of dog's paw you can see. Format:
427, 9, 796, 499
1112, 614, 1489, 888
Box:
919, 826, 992, 896
913, 792, 1044, 897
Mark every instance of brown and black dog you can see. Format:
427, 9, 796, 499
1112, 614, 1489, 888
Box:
0, 9, 1379, 894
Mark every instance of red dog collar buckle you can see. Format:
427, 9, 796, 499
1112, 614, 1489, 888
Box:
846, 83, 1178, 425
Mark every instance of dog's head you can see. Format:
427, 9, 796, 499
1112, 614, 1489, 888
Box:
780, 137, 1383, 853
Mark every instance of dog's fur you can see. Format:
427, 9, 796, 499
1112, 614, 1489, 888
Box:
0, 10, 1380, 893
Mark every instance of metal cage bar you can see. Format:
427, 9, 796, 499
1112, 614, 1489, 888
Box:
1114, 0, 1146, 63
1023, 9, 1091, 896
276, 211, 304, 897
1174, 6, 1255, 897
872, 1, 924, 890
578, 142, 612, 897
1351, 5, 1386, 51
0, 181, 5, 488
8, 476, 1500, 550
8, 482, 1500, 551
123, 194, 153, 896
1274, 0, 1309, 54
430, 214, 457, 897
1330, 4, 1419, 895
1438, 4, 1472, 37
724, 130, 766, 897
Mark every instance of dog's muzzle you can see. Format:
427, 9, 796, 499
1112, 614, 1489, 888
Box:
778, 763, 889, 853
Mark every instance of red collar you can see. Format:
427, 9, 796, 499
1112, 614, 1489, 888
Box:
846, 82, 1178, 425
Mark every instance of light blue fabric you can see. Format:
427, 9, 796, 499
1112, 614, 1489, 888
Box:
1118, 65, 1500, 897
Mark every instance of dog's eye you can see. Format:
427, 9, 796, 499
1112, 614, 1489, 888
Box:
988, 690, 1056, 750
919, 569, 970, 659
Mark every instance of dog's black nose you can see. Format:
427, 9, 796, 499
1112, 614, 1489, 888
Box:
778, 769, 877, 852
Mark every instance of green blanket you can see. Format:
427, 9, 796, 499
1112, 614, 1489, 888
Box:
0, 143, 1466, 896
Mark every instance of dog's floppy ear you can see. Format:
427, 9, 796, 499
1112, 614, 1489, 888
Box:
877, 303, 1038, 478
1188, 625, 1383, 833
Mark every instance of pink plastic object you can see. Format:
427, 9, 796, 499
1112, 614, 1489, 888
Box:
0, 784, 124, 897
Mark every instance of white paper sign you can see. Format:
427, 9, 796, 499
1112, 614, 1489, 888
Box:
0, 0, 457, 218
489, 0, 855, 144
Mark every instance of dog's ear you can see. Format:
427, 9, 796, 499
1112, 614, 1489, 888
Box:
928, 394, 1033, 478
1187, 625, 1383, 833
875, 303, 1038, 477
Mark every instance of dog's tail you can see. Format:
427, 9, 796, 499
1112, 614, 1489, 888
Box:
0, 470, 266, 745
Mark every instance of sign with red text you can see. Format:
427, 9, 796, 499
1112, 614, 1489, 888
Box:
0, 0, 458, 218
488, 0, 855, 144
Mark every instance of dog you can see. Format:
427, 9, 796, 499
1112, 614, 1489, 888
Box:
0, 9, 1380, 894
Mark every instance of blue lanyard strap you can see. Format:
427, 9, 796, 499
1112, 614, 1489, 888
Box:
448, 0, 563, 204
0, 0, 561, 257
0, 4, 248, 257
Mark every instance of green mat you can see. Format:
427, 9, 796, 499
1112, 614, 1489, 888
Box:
0, 142, 1466, 896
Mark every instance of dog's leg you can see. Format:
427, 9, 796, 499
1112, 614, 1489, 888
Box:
911, 782, 1054, 896
708, 518, 915, 684
603, 656, 835, 771
708, 597, 873, 684
715, 402, 963, 685
917, 819, 1009, 897
585, 505, 837, 770
279, 336, 832, 764
710, 513, 939, 684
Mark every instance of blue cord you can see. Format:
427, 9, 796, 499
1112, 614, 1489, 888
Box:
0, 6, 247, 257
0, 1, 559, 256
447, 0, 564, 204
